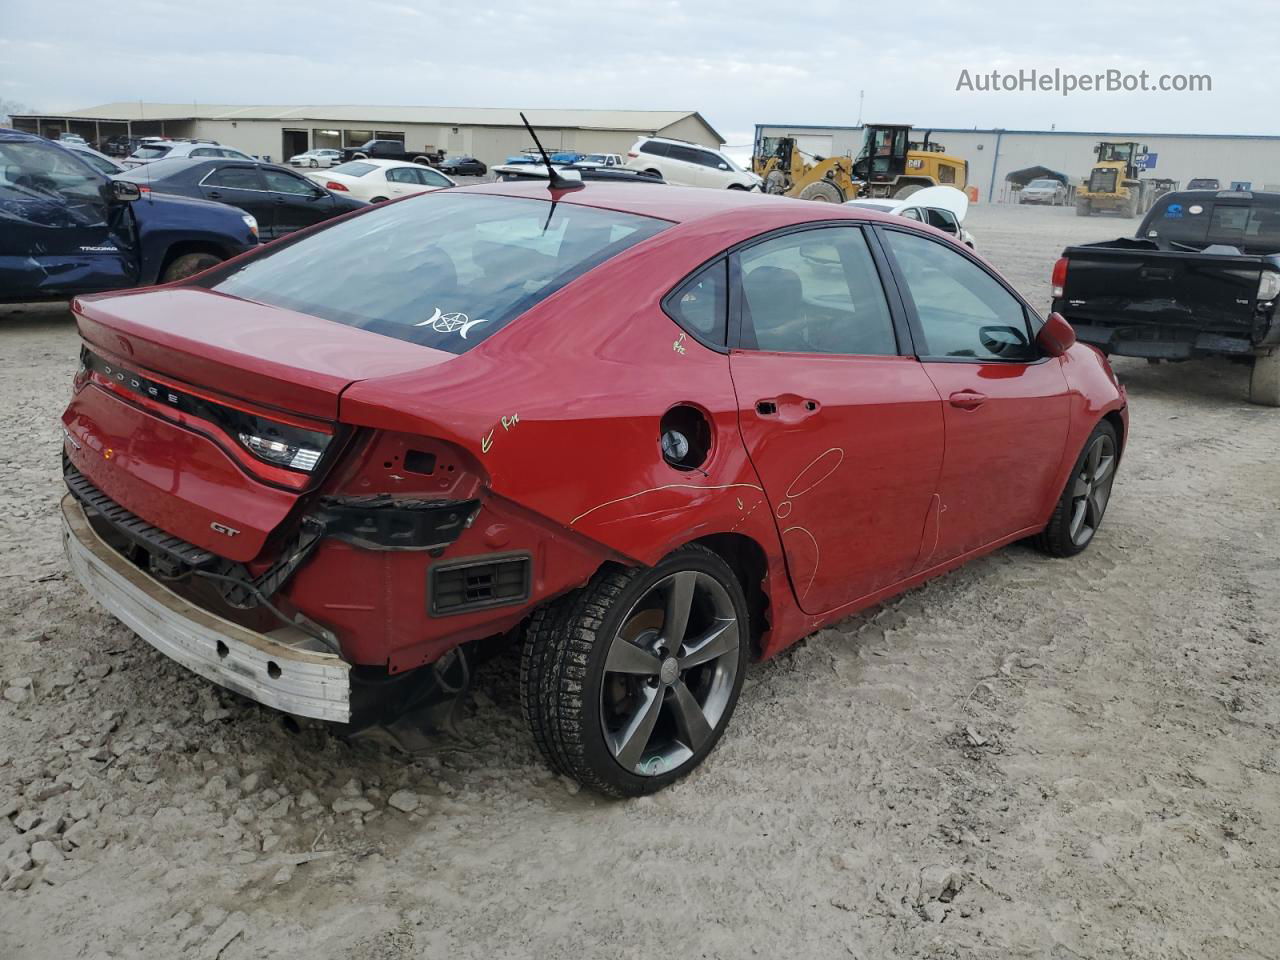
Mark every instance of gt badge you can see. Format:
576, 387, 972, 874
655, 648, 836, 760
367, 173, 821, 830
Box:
210, 521, 241, 537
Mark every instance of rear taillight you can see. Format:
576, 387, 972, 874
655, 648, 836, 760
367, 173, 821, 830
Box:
1258, 270, 1280, 303
325, 180, 347, 191
137, 184, 151, 193
627, 152, 638, 158
1051, 257, 1068, 298
83, 349, 337, 490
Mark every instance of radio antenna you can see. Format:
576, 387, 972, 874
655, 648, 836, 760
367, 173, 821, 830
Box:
520, 112, 584, 192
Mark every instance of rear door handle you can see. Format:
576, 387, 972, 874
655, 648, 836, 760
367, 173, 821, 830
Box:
949, 390, 988, 410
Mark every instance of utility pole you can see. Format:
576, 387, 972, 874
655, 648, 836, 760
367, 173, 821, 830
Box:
857, 90, 864, 127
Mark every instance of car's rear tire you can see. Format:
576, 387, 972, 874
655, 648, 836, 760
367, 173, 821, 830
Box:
1033, 420, 1119, 557
1249, 349, 1280, 406
161, 252, 223, 283
520, 544, 749, 797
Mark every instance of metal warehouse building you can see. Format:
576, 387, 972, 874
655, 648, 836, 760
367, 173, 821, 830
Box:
756, 123, 1280, 201
10, 103, 724, 166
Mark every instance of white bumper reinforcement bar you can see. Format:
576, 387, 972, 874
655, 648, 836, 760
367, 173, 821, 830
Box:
61, 495, 351, 722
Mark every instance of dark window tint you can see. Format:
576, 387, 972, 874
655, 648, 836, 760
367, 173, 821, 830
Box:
923, 208, 959, 234
885, 230, 1034, 361
666, 260, 727, 345
206, 193, 670, 354
190, 147, 220, 157
666, 144, 702, 165
639, 140, 670, 157
1141, 196, 1213, 249
693, 150, 726, 169
202, 166, 265, 190
737, 227, 897, 356
330, 161, 376, 177
263, 169, 320, 196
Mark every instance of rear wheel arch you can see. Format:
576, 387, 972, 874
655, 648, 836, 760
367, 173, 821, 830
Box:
1102, 409, 1127, 458
687, 533, 770, 659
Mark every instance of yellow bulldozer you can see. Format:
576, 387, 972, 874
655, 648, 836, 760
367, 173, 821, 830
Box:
753, 124, 969, 203
1076, 141, 1151, 217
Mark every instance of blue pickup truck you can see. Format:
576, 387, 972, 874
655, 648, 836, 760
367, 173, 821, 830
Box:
1, 128, 259, 302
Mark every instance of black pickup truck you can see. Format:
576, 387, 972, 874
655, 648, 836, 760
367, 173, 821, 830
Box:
339, 139, 445, 166
1052, 189, 1280, 405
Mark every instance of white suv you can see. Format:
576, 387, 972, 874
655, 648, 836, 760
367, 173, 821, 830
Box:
122, 140, 255, 169
625, 137, 762, 190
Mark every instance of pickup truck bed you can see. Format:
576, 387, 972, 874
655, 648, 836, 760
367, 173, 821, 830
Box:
1052, 190, 1280, 405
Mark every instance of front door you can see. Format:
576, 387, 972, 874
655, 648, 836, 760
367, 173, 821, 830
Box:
261, 167, 334, 236
729, 225, 945, 615
879, 227, 1072, 562
0, 135, 137, 299
197, 165, 275, 238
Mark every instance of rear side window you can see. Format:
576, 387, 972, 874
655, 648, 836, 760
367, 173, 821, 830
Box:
666, 260, 727, 345
330, 161, 375, 177
639, 140, 670, 157
206, 193, 670, 354
736, 226, 897, 356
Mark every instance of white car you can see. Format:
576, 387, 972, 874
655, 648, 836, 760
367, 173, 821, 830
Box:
624, 136, 762, 190
289, 148, 343, 168
122, 140, 254, 169
60, 142, 124, 176
306, 158, 455, 203
1019, 178, 1069, 205
846, 185, 977, 249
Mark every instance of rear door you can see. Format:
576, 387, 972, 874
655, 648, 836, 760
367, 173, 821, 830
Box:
261, 167, 335, 235
727, 224, 945, 614
880, 227, 1071, 561
197, 164, 276, 238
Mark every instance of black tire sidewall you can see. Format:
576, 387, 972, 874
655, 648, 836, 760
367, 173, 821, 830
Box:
1047, 419, 1119, 556
578, 549, 750, 796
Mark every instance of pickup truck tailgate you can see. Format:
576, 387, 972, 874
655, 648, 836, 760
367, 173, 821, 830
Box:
1061, 244, 1262, 334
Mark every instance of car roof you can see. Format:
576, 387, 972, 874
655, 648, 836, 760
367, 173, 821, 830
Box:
349, 158, 437, 169
456, 179, 897, 227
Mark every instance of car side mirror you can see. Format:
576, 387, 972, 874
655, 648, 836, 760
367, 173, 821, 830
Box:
718, 162, 729, 170
1036, 312, 1077, 357
110, 179, 141, 202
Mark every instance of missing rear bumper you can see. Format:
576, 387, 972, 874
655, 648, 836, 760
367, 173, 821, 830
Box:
61, 495, 351, 722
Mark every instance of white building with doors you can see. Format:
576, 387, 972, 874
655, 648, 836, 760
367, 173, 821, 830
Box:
10, 103, 724, 167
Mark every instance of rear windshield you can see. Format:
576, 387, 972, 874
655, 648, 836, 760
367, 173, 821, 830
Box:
330, 161, 375, 177
131, 145, 172, 159
1141, 196, 1280, 253
205, 193, 670, 353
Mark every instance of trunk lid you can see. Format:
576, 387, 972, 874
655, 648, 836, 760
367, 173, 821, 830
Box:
75, 287, 451, 420
67, 287, 453, 562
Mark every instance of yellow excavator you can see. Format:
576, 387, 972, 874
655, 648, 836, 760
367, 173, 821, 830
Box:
1076, 141, 1150, 217
753, 124, 969, 203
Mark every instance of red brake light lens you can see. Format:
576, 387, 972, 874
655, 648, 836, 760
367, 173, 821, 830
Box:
325, 180, 347, 191
1051, 257, 1068, 297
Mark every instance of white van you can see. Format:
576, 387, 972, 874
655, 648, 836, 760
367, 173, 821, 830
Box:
625, 137, 762, 190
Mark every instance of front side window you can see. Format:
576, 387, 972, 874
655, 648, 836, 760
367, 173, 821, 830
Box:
203, 167, 266, 191
736, 227, 897, 356
263, 169, 321, 196
0, 137, 106, 227
666, 260, 727, 345
206, 193, 670, 354
884, 229, 1034, 362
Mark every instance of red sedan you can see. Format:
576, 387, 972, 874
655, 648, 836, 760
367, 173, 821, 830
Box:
60, 181, 1127, 796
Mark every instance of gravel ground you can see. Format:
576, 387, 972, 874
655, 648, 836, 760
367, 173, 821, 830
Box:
2, 202, 1279, 959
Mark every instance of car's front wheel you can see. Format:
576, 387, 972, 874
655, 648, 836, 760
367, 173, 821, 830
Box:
1033, 420, 1119, 557
161, 252, 223, 282
521, 545, 749, 797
